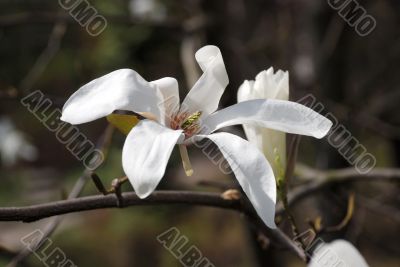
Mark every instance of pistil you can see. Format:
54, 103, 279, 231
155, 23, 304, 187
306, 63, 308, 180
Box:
179, 144, 193, 176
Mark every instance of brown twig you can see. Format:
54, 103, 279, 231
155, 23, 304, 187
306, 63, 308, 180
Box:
19, 21, 67, 94
0, 191, 240, 222
3, 164, 399, 263
280, 135, 303, 243
308, 192, 355, 234
0, 190, 306, 261
0, 12, 184, 30
325, 192, 355, 232
275, 165, 400, 214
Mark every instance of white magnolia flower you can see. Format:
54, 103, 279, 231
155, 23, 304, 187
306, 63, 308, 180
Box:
238, 68, 289, 178
129, 0, 166, 21
308, 239, 369, 267
61, 45, 332, 228
0, 117, 38, 166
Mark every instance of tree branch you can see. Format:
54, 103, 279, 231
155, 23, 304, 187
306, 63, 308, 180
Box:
277, 165, 400, 213
295, 164, 400, 183
0, 12, 181, 29
0, 191, 239, 222
0, 190, 306, 261
4, 165, 397, 261
7, 125, 115, 267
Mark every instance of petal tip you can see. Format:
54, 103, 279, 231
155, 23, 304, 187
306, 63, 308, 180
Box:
136, 190, 151, 199
266, 221, 277, 229
130, 179, 154, 199
59, 113, 72, 124
59, 111, 82, 125
314, 119, 333, 139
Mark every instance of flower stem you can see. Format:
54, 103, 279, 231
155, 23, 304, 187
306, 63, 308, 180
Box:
179, 144, 193, 177
276, 135, 306, 250
278, 181, 302, 242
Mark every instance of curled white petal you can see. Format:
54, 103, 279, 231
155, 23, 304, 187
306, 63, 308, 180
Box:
122, 120, 184, 198
194, 133, 277, 228
181, 45, 229, 116
61, 69, 164, 125
202, 99, 332, 138
150, 77, 180, 125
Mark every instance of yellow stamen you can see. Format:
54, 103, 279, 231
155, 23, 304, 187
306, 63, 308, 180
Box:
179, 144, 193, 176
181, 111, 202, 130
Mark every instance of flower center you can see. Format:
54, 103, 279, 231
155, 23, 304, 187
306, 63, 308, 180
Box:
170, 111, 202, 138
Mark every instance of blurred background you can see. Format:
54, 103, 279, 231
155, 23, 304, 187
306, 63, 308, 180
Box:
0, 0, 399, 266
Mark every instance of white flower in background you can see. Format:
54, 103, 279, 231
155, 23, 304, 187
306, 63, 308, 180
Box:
129, 0, 166, 21
61, 45, 332, 228
308, 239, 369, 267
0, 117, 38, 166
238, 68, 289, 178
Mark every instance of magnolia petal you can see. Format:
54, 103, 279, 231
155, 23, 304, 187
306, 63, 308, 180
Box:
308, 240, 369, 267
237, 68, 289, 177
150, 77, 180, 125
254, 68, 289, 100
274, 70, 289, 100
202, 99, 332, 139
260, 128, 286, 177
122, 120, 184, 198
181, 46, 229, 116
61, 69, 164, 125
241, 124, 263, 150
237, 80, 264, 161
241, 127, 287, 180
237, 80, 258, 102
195, 133, 277, 228
238, 68, 289, 103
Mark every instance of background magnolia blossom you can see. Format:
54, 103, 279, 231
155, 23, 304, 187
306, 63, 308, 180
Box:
238, 68, 289, 177
0, 117, 38, 167
308, 239, 369, 267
